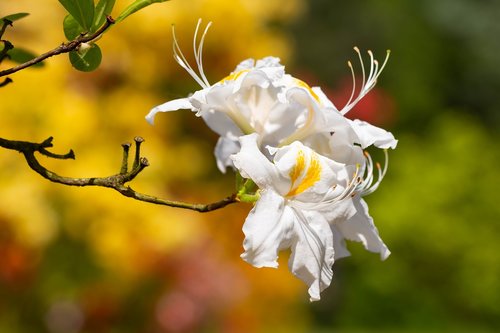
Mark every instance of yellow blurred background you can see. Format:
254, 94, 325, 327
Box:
1, 1, 309, 332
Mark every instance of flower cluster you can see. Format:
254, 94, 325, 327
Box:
147, 20, 397, 301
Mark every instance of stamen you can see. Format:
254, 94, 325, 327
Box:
193, 19, 212, 87
339, 48, 391, 115
367, 50, 375, 85
358, 149, 389, 196
310, 164, 362, 209
354, 47, 366, 88
343, 61, 356, 110
171, 19, 212, 89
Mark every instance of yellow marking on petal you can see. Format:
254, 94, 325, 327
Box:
293, 78, 321, 103
289, 150, 306, 186
286, 150, 322, 197
218, 69, 249, 84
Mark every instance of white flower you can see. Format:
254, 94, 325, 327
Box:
146, 20, 396, 171
146, 20, 395, 301
231, 133, 379, 301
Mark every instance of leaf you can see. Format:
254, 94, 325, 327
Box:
1, 13, 29, 23
69, 44, 102, 72
116, 0, 169, 23
57, 0, 94, 31
63, 15, 84, 40
92, 0, 116, 32
7, 48, 44, 68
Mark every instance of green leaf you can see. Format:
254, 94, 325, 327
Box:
1, 13, 29, 23
69, 44, 102, 72
91, 0, 116, 32
57, 0, 94, 31
116, 0, 169, 23
7, 48, 44, 68
63, 15, 84, 40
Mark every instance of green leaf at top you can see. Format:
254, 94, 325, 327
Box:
63, 15, 84, 40
116, 0, 169, 23
69, 44, 102, 72
1, 13, 29, 23
57, 0, 94, 31
7, 48, 44, 68
91, 0, 116, 33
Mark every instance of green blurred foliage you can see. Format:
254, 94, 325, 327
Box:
291, 0, 500, 332
1, 0, 499, 332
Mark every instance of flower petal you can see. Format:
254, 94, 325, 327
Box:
288, 208, 335, 301
240, 189, 294, 268
311, 86, 335, 108
349, 119, 398, 149
234, 58, 255, 71
200, 108, 245, 138
331, 225, 351, 260
231, 133, 281, 188
271, 141, 344, 201
214, 136, 240, 173
335, 197, 390, 260
146, 98, 193, 124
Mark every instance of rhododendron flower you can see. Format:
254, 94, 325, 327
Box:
146, 20, 395, 171
231, 134, 390, 301
146, 19, 397, 301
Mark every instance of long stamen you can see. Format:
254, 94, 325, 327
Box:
367, 50, 375, 85
194, 20, 212, 87
340, 48, 391, 115
171, 20, 212, 89
343, 61, 357, 110
357, 150, 389, 196
355, 46, 366, 89
305, 164, 362, 211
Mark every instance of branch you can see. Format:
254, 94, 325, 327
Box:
0, 18, 12, 40
0, 136, 238, 213
0, 16, 115, 78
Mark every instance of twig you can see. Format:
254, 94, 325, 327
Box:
0, 16, 115, 78
0, 136, 238, 213
0, 19, 12, 40
0, 77, 12, 87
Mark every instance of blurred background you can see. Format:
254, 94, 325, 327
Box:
0, 0, 499, 332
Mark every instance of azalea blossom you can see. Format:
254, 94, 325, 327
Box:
146, 19, 395, 171
231, 133, 390, 301
146, 19, 397, 301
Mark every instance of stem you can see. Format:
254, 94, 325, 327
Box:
0, 19, 11, 40
0, 136, 238, 213
0, 16, 115, 78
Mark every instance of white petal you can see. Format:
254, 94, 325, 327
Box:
235, 71, 284, 133
197, 84, 253, 134
349, 119, 398, 149
145, 98, 193, 124
214, 136, 240, 173
234, 58, 255, 71
288, 208, 335, 302
255, 56, 282, 68
255, 57, 285, 81
272, 141, 344, 201
240, 189, 294, 268
331, 225, 351, 260
300, 131, 362, 166
231, 133, 281, 189
311, 86, 335, 108
200, 108, 244, 138
324, 197, 358, 223
336, 197, 390, 260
